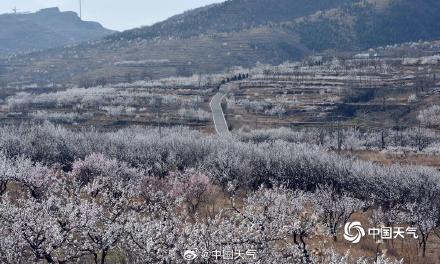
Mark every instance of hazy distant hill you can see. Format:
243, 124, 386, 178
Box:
0, 7, 114, 56
2, 0, 440, 86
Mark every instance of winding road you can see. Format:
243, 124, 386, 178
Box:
210, 83, 233, 136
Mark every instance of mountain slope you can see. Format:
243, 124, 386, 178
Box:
1, 26, 305, 86
109, 0, 351, 41
293, 0, 440, 52
0, 7, 114, 56
2, 0, 440, 86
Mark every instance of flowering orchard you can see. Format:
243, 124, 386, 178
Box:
0, 123, 438, 263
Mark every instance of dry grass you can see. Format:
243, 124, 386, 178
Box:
353, 150, 440, 168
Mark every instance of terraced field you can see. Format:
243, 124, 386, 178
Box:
0, 27, 303, 87
225, 57, 440, 131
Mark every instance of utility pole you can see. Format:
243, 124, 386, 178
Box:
79, 0, 82, 19
337, 116, 342, 152
12, 7, 17, 14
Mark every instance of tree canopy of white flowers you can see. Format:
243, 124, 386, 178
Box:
236, 127, 440, 153
0, 123, 438, 262
6, 87, 205, 112
114, 73, 232, 89
178, 108, 211, 122
418, 105, 440, 128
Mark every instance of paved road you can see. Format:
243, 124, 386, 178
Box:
210, 83, 233, 136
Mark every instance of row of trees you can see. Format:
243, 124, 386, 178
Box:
0, 123, 438, 201
230, 98, 288, 117
418, 105, 440, 128
237, 126, 440, 153
7, 87, 205, 112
